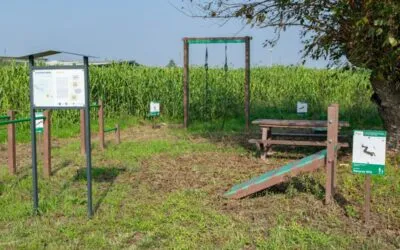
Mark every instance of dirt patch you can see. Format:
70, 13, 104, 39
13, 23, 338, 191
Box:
136, 149, 399, 247
121, 124, 178, 142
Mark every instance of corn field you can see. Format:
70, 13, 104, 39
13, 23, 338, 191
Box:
0, 63, 377, 128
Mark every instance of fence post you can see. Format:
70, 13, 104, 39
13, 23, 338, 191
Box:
80, 109, 86, 155
325, 104, 338, 205
43, 110, 52, 177
116, 124, 121, 144
98, 100, 105, 150
332, 103, 339, 193
7, 110, 16, 175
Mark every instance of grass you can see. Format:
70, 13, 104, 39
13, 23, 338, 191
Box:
0, 122, 399, 249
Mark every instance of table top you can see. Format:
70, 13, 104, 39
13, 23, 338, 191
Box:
252, 119, 350, 128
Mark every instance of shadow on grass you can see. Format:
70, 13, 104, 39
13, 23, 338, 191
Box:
246, 174, 351, 214
74, 167, 126, 212
248, 176, 326, 201
51, 160, 73, 176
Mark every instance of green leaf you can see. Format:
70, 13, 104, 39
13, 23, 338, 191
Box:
374, 19, 385, 26
388, 36, 398, 47
376, 28, 383, 36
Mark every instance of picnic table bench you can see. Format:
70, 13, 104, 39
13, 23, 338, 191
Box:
249, 118, 350, 159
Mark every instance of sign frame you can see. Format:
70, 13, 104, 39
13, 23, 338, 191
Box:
351, 129, 386, 224
29, 57, 94, 218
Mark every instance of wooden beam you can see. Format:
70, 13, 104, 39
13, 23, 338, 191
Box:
325, 104, 339, 204
116, 124, 121, 144
183, 39, 189, 128
245, 36, 251, 131
80, 109, 85, 154
98, 100, 105, 150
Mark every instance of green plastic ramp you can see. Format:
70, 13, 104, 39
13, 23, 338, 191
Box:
224, 149, 327, 199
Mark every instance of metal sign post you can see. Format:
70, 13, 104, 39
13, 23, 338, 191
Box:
352, 130, 387, 223
83, 56, 93, 217
26, 51, 94, 218
29, 55, 39, 214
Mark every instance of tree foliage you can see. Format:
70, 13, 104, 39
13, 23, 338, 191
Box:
167, 59, 177, 68
184, 0, 399, 80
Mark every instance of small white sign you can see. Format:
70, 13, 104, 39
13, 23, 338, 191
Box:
150, 101, 160, 116
35, 112, 44, 133
352, 130, 386, 175
297, 102, 308, 114
32, 69, 86, 108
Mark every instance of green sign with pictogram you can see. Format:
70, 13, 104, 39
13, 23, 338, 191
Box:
352, 130, 386, 175
150, 101, 160, 117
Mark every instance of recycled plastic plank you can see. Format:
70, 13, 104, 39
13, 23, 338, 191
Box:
252, 119, 350, 128
224, 149, 327, 199
248, 139, 349, 148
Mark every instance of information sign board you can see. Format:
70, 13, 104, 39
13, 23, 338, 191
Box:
32, 68, 86, 108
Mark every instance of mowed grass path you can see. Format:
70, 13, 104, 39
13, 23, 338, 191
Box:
0, 124, 399, 249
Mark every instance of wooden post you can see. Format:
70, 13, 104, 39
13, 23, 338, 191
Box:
116, 124, 121, 144
98, 100, 105, 150
43, 110, 51, 177
261, 127, 271, 160
332, 103, 339, 192
183, 38, 189, 129
244, 36, 251, 132
80, 109, 86, 155
325, 104, 338, 204
364, 175, 371, 224
7, 110, 16, 175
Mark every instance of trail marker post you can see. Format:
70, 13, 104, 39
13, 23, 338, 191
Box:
150, 101, 160, 128
297, 102, 308, 117
7, 110, 16, 174
352, 130, 387, 223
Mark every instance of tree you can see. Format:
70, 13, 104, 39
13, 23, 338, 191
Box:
166, 59, 177, 68
183, 0, 400, 149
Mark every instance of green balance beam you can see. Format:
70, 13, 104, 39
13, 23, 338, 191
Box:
0, 116, 46, 126
104, 127, 117, 133
224, 149, 327, 199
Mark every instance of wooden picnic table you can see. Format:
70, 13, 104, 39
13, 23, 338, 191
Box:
249, 118, 350, 159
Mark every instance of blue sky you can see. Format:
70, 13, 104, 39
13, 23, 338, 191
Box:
0, 0, 325, 67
